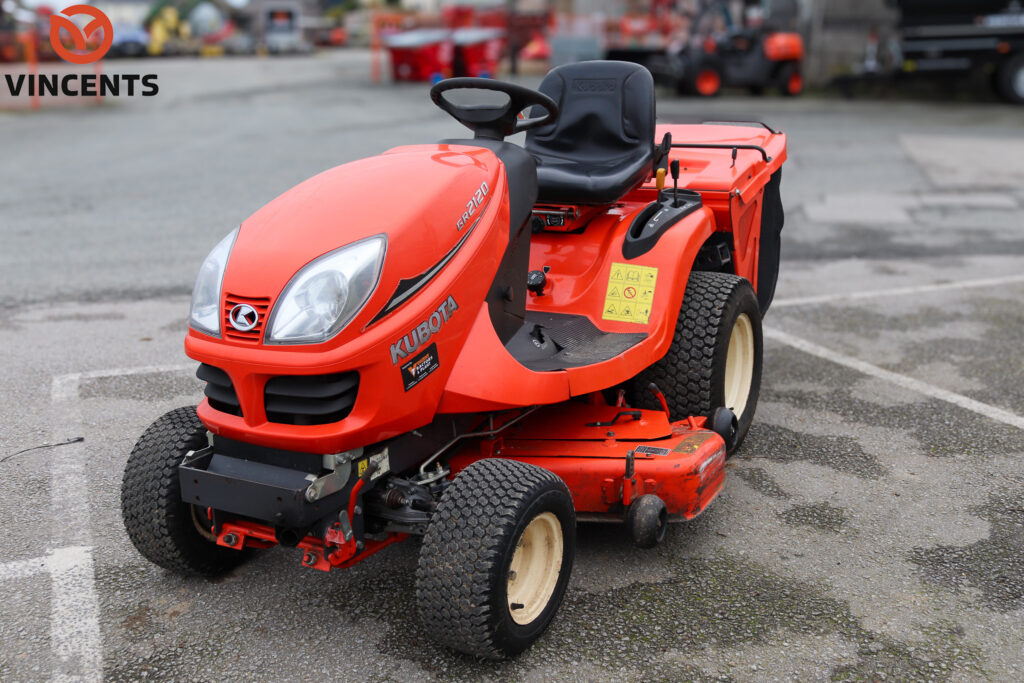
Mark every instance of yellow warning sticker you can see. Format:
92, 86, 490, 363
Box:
356, 451, 391, 480
603, 262, 658, 324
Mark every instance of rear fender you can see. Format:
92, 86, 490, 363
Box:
728, 187, 765, 287
441, 205, 717, 406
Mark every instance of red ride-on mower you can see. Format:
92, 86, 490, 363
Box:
674, 0, 805, 97
121, 61, 788, 659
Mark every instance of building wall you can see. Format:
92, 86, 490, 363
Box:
801, 0, 899, 83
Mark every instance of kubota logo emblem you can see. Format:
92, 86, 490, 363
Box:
49, 5, 113, 64
229, 304, 259, 332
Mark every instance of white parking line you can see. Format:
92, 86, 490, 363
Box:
51, 363, 195, 402
765, 327, 1024, 432
772, 273, 1024, 308
0, 547, 102, 681
0, 554, 51, 581
48, 373, 114, 683
49, 547, 102, 683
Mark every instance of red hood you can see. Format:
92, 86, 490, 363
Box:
221, 144, 501, 307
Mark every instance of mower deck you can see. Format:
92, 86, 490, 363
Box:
188, 400, 726, 573
451, 404, 726, 522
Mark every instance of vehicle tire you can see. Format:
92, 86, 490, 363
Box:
996, 53, 1024, 104
692, 64, 723, 97
121, 406, 244, 576
416, 458, 575, 659
627, 272, 763, 456
777, 61, 803, 96
626, 494, 668, 548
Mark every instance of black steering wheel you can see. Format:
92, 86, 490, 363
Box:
430, 78, 559, 140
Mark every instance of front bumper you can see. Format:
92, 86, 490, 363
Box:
179, 437, 349, 529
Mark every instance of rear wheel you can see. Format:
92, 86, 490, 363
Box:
121, 406, 244, 576
628, 272, 763, 456
777, 61, 803, 96
416, 458, 575, 659
693, 65, 723, 97
997, 53, 1024, 104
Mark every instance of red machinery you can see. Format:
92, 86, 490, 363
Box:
122, 62, 788, 659
385, 26, 503, 81
385, 29, 455, 81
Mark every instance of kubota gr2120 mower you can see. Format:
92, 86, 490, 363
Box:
121, 61, 788, 659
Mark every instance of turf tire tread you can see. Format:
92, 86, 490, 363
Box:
120, 406, 243, 577
415, 458, 571, 659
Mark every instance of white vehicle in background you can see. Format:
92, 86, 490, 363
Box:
260, 3, 311, 55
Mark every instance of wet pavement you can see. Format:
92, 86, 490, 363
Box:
1, 51, 1023, 681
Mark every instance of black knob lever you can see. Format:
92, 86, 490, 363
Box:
670, 159, 680, 207
527, 269, 547, 296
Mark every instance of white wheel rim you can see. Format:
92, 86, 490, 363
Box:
507, 511, 563, 626
724, 313, 754, 419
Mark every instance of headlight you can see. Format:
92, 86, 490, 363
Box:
189, 227, 239, 337
266, 235, 386, 344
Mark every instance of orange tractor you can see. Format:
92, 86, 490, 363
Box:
121, 62, 788, 658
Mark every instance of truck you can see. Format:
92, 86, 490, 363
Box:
891, 0, 1024, 103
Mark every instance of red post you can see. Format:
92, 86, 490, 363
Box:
21, 31, 40, 110
370, 11, 381, 83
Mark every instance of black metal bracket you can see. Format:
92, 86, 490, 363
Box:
671, 143, 772, 163
702, 119, 780, 134
586, 410, 642, 427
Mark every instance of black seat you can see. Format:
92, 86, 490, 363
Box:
525, 61, 657, 205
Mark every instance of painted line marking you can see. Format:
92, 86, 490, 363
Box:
772, 273, 1024, 309
51, 363, 195, 402
765, 327, 1024, 432
48, 372, 116, 683
0, 553, 52, 581
50, 546, 102, 683
0, 547, 102, 681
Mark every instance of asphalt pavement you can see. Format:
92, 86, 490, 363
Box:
1, 50, 1023, 681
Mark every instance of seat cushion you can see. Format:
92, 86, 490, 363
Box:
526, 61, 656, 205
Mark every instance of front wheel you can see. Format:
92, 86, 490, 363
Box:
996, 53, 1024, 104
777, 61, 803, 97
121, 406, 245, 576
628, 272, 763, 456
415, 458, 575, 659
692, 65, 723, 97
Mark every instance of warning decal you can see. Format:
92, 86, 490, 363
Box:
603, 262, 658, 324
357, 450, 391, 480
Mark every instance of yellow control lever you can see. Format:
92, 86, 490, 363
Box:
656, 167, 666, 192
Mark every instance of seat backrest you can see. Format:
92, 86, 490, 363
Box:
525, 60, 656, 169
